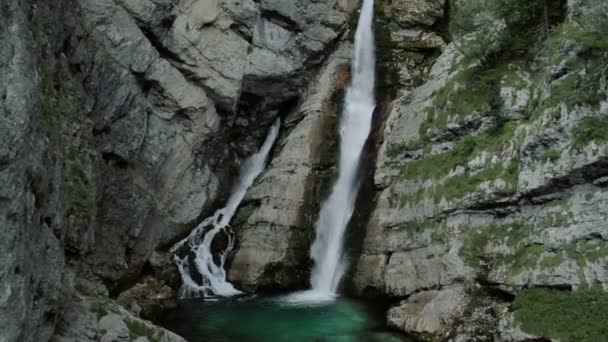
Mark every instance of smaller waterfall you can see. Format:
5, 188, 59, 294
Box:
171, 119, 281, 298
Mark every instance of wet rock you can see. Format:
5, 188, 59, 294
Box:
228, 43, 353, 291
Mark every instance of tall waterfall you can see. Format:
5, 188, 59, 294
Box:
307, 0, 376, 299
171, 119, 280, 298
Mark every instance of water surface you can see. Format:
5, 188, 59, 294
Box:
163, 296, 413, 342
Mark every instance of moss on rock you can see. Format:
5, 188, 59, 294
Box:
513, 287, 608, 342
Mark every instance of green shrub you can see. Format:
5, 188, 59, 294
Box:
572, 116, 608, 149
514, 287, 608, 341
528, 52, 606, 120
541, 149, 561, 162
403, 122, 517, 181
451, 0, 557, 63
568, 0, 608, 50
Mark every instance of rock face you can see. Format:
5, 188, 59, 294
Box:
0, 0, 357, 340
52, 280, 185, 342
350, 0, 608, 340
1, 1, 94, 340
387, 286, 469, 340
3, 0, 608, 341
228, 43, 352, 291
73, 0, 356, 287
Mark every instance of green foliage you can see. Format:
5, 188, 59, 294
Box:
573, 116, 608, 149
451, 0, 553, 63
434, 68, 497, 112
432, 158, 519, 201
507, 244, 545, 275
514, 287, 608, 342
541, 149, 561, 162
418, 63, 527, 144
564, 240, 608, 269
539, 253, 564, 270
90, 300, 112, 320
528, 53, 606, 120
397, 122, 520, 204
402, 122, 517, 181
527, 8, 608, 121
460, 221, 536, 267
568, 0, 608, 50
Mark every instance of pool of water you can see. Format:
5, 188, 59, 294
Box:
163, 295, 414, 342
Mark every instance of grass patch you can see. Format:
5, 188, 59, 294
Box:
460, 221, 536, 267
572, 116, 608, 149
528, 24, 607, 121
401, 122, 518, 181
514, 287, 608, 342
419, 65, 506, 142
541, 149, 561, 162
409, 158, 519, 204
398, 123, 519, 204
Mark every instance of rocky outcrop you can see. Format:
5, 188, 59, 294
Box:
228, 42, 352, 291
1, 0, 359, 340
52, 279, 185, 342
387, 286, 469, 341
351, 0, 608, 340
4, 0, 608, 341
1, 1, 97, 340
72, 0, 359, 289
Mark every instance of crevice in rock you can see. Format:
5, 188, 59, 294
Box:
101, 152, 129, 169
134, 21, 186, 65
432, 0, 452, 43
313, 30, 347, 63
132, 71, 160, 96
524, 157, 608, 199
260, 9, 302, 33
229, 22, 253, 44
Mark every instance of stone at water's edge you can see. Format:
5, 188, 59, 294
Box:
52, 280, 185, 342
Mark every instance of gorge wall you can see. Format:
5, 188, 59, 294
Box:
230, 0, 608, 341
1, 0, 607, 341
1, 0, 357, 340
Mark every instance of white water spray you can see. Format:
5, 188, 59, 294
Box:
292, 0, 376, 303
171, 119, 281, 298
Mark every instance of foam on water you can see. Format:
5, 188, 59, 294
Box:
298, 0, 376, 302
171, 119, 281, 298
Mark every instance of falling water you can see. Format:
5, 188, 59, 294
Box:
171, 119, 281, 298
296, 0, 376, 302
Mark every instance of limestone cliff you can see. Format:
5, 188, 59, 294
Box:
2, 0, 608, 341
351, 0, 608, 341
0, 0, 357, 340
228, 0, 608, 341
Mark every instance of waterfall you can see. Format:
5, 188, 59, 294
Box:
171, 119, 281, 298
295, 0, 376, 302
